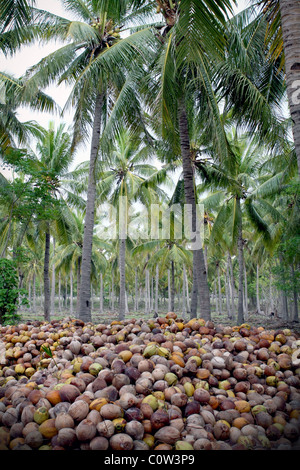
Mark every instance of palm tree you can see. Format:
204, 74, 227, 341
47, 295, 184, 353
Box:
22, 0, 159, 323
30, 122, 75, 320
94, 128, 167, 320
198, 129, 284, 322
138, 0, 240, 320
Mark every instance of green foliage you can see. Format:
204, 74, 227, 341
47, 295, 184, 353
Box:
0, 258, 27, 324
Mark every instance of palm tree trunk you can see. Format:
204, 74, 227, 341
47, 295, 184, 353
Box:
190, 258, 198, 317
155, 264, 159, 315
32, 272, 36, 314
58, 271, 61, 312
237, 197, 244, 324
171, 260, 175, 311
135, 268, 138, 311
168, 269, 171, 312
65, 276, 68, 309
111, 271, 115, 311
150, 276, 154, 313
119, 238, 126, 321
28, 279, 31, 310
225, 272, 231, 318
77, 257, 81, 310
279, 0, 300, 178
291, 263, 299, 322
214, 279, 219, 314
147, 269, 151, 313
217, 264, 222, 313
184, 265, 191, 314
51, 237, 55, 315
269, 270, 274, 315
256, 263, 262, 314
182, 265, 187, 318
244, 261, 248, 319
125, 290, 129, 314
226, 257, 232, 319
100, 273, 103, 314
44, 223, 51, 322
78, 92, 104, 323
228, 252, 235, 319
178, 96, 211, 320
70, 266, 73, 316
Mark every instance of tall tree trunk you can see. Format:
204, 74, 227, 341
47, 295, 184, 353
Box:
40, 284, 43, 310
28, 279, 31, 310
99, 273, 103, 314
256, 263, 262, 314
58, 271, 61, 313
237, 197, 244, 324
168, 269, 171, 312
70, 266, 73, 316
184, 265, 191, 314
150, 276, 154, 313
51, 238, 55, 315
171, 261, 175, 311
226, 256, 232, 319
135, 268, 138, 311
76, 257, 81, 311
278, 254, 289, 321
269, 270, 274, 315
244, 261, 248, 319
214, 279, 219, 314
32, 272, 36, 314
78, 92, 104, 323
155, 264, 159, 315
228, 252, 235, 319
111, 271, 115, 311
119, 238, 126, 321
182, 265, 187, 318
291, 263, 299, 322
190, 259, 198, 317
217, 263, 222, 313
65, 276, 68, 309
279, 0, 300, 178
178, 96, 211, 320
225, 272, 231, 318
147, 269, 151, 313
144, 269, 150, 314
44, 223, 51, 322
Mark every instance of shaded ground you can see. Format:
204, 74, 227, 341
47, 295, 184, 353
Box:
18, 308, 300, 335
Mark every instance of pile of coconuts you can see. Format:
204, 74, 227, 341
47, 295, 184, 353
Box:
0, 313, 300, 451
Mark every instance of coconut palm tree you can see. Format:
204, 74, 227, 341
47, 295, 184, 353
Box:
29, 122, 75, 320
200, 129, 287, 323
22, 0, 159, 323
137, 0, 242, 321
93, 127, 168, 320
